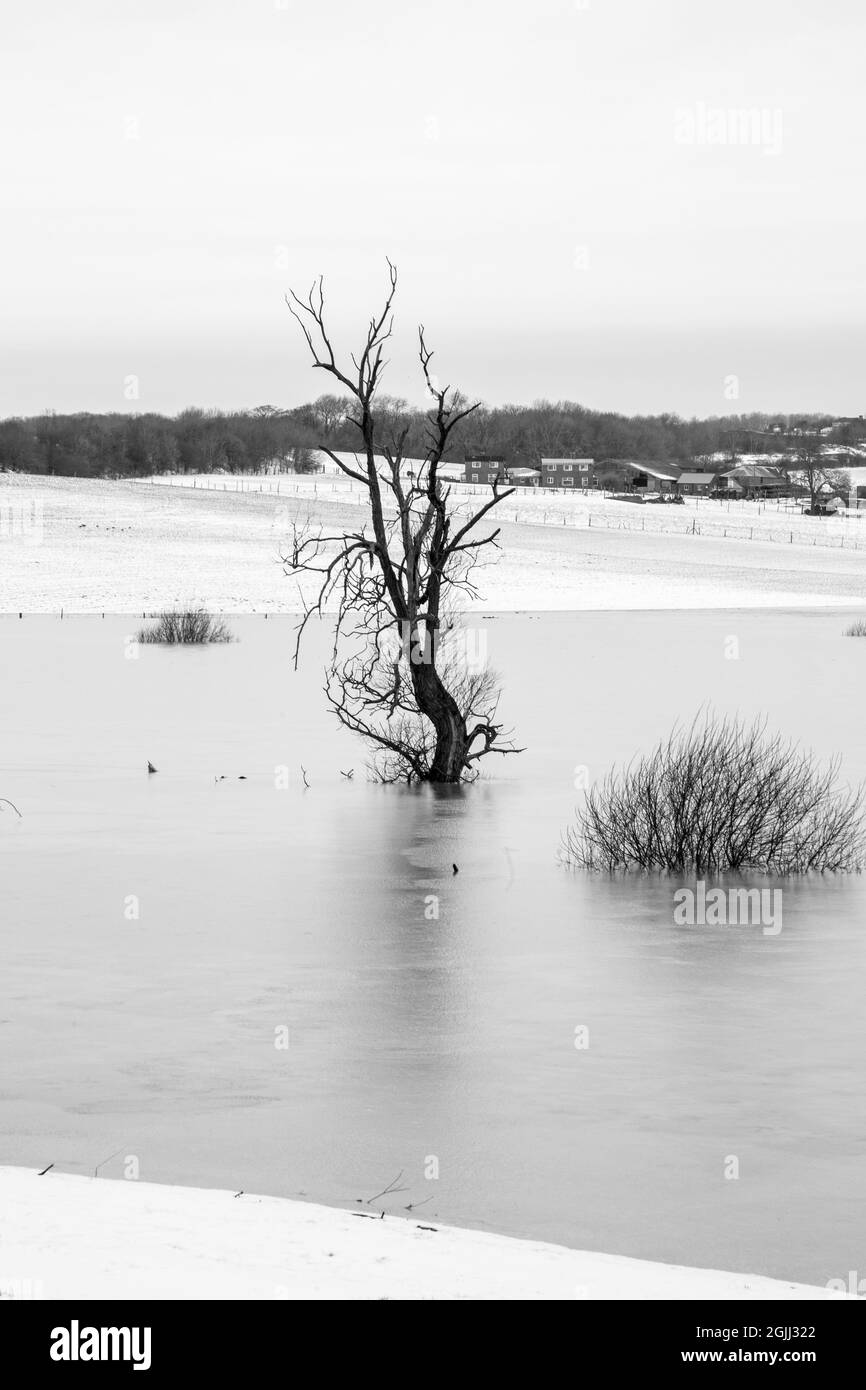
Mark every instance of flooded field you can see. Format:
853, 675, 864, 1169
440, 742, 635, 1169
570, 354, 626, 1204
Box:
1, 609, 865, 1284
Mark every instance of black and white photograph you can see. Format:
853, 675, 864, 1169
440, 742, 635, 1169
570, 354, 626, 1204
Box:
1, 0, 865, 1347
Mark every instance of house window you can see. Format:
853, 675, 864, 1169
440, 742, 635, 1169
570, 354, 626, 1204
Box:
579, 463, 588, 472
562, 463, 573, 472
562, 477, 573, 486
544, 477, 554, 486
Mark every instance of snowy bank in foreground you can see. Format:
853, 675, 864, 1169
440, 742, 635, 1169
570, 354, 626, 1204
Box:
0, 1167, 844, 1301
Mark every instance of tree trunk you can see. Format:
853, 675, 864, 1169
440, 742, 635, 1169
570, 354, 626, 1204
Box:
411, 662, 469, 783
429, 712, 469, 783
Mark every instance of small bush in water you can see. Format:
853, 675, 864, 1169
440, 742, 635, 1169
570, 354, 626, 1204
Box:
846, 619, 866, 637
137, 610, 235, 645
562, 713, 865, 874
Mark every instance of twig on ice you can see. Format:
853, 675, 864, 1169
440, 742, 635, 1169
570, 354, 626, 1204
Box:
365, 1170, 408, 1205
93, 1148, 125, 1178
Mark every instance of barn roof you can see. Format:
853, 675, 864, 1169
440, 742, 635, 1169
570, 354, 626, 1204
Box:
723, 463, 786, 480
634, 463, 679, 481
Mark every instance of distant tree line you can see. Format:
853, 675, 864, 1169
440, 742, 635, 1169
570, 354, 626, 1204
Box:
0, 405, 319, 478
0, 397, 855, 479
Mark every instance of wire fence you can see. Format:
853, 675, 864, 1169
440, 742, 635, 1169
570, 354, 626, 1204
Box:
0, 611, 288, 620
138, 474, 866, 554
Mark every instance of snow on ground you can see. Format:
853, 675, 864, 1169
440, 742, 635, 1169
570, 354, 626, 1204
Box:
0, 1167, 847, 1301
150, 467, 866, 549
2, 472, 866, 612
705, 449, 866, 467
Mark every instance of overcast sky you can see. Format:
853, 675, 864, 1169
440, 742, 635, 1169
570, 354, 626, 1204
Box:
2, 0, 863, 419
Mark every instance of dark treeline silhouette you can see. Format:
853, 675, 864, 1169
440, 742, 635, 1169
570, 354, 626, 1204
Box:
0, 405, 319, 478
0, 397, 852, 479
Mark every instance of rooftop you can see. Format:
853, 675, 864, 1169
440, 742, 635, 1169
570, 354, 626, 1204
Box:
723, 464, 787, 480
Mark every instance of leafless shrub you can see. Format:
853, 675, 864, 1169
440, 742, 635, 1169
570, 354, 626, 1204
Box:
845, 619, 866, 637
562, 713, 866, 874
137, 609, 235, 645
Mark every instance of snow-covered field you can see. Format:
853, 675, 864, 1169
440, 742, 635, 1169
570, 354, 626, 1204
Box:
149, 464, 866, 550
0, 1167, 847, 1301
3, 472, 866, 612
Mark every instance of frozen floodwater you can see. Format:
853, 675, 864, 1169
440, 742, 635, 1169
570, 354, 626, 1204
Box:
1, 610, 865, 1286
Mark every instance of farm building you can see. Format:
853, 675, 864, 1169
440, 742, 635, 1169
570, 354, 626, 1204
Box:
722, 463, 792, 497
506, 467, 541, 487
463, 458, 540, 487
540, 458, 594, 487
630, 463, 680, 492
594, 460, 680, 492
539, 458, 680, 492
464, 456, 508, 485
676, 470, 721, 495
838, 466, 866, 504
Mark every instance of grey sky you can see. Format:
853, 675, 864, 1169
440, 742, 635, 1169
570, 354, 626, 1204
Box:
2, 0, 863, 418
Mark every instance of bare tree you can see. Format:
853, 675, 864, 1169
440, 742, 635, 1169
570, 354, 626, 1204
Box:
310, 394, 351, 438
788, 428, 846, 514
283, 261, 522, 783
